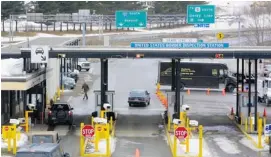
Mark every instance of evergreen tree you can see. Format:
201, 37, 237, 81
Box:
1, 1, 24, 19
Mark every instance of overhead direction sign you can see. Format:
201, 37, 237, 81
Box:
31, 45, 49, 63
187, 5, 215, 24
162, 38, 198, 43
115, 10, 147, 28
130, 42, 229, 49
175, 126, 188, 139
264, 124, 271, 136
82, 125, 94, 138
216, 32, 225, 40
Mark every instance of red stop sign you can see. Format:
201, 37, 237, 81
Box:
82, 125, 94, 138
175, 127, 188, 139
4, 126, 9, 131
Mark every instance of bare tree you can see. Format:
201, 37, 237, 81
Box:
243, 2, 271, 46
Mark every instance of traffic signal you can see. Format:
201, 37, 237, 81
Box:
136, 54, 144, 58
215, 53, 224, 59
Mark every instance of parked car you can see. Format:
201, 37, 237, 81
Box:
48, 103, 74, 126
128, 89, 151, 107
263, 65, 271, 77
28, 131, 61, 144
77, 58, 91, 71
60, 67, 79, 83
15, 143, 70, 157
60, 75, 76, 90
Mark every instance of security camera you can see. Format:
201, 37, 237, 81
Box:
103, 103, 111, 110
189, 120, 199, 127
27, 103, 36, 110
182, 104, 190, 111
173, 118, 181, 125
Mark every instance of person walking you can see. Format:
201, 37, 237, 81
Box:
82, 82, 90, 100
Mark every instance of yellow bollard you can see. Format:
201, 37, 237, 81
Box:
258, 118, 263, 148
100, 110, 105, 118
186, 128, 190, 153
198, 125, 203, 157
94, 125, 99, 152
167, 115, 171, 131
245, 118, 248, 133
57, 87, 60, 98
240, 112, 243, 125
91, 116, 94, 126
250, 116, 253, 133
186, 117, 189, 128
173, 125, 177, 157
80, 123, 84, 156
7, 127, 11, 152
25, 111, 33, 133
62, 85, 64, 93
106, 123, 110, 156
110, 117, 113, 133
12, 124, 17, 155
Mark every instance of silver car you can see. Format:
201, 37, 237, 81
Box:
128, 89, 151, 107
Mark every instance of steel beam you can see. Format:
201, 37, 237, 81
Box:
171, 59, 176, 91
254, 59, 258, 131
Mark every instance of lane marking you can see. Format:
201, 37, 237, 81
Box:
67, 96, 73, 102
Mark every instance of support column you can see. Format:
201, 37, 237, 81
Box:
23, 91, 27, 113
100, 58, 106, 111
242, 59, 244, 92
175, 59, 181, 116
64, 58, 66, 74
23, 58, 26, 71
104, 59, 108, 102
248, 59, 252, 116
236, 58, 240, 118
60, 57, 63, 88
171, 59, 176, 91
254, 59, 258, 131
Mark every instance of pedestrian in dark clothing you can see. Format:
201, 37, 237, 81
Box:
82, 82, 90, 100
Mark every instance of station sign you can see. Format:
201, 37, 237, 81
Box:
130, 42, 229, 49
31, 45, 49, 63
162, 38, 198, 43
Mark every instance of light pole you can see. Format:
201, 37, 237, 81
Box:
25, 5, 30, 48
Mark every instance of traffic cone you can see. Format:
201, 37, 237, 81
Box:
135, 148, 140, 157
230, 107, 234, 115
263, 108, 267, 117
222, 88, 226, 96
206, 88, 210, 95
187, 89, 190, 95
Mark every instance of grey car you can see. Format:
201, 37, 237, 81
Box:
128, 89, 151, 107
48, 103, 74, 126
15, 143, 70, 157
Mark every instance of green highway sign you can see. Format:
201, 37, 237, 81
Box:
115, 10, 147, 28
187, 5, 215, 24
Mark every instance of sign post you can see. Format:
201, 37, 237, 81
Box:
187, 5, 215, 24
115, 10, 147, 28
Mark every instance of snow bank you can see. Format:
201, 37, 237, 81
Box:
1, 58, 24, 76
85, 137, 116, 154
213, 137, 241, 154
1, 133, 28, 148
169, 135, 212, 157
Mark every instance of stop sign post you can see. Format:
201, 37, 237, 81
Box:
82, 125, 94, 138
175, 126, 188, 139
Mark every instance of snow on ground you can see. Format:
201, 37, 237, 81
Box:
169, 135, 212, 157
63, 89, 73, 93
1, 58, 24, 76
239, 135, 269, 151
1, 133, 28, 148
213, 137, 241, 154
85, 137, 116, 154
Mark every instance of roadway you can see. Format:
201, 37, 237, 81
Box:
53, 58, 271, 157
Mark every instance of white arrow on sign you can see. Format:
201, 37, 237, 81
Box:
118, 23, 123, 26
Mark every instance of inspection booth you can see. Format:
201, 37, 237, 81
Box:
1, 57, 59, 125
